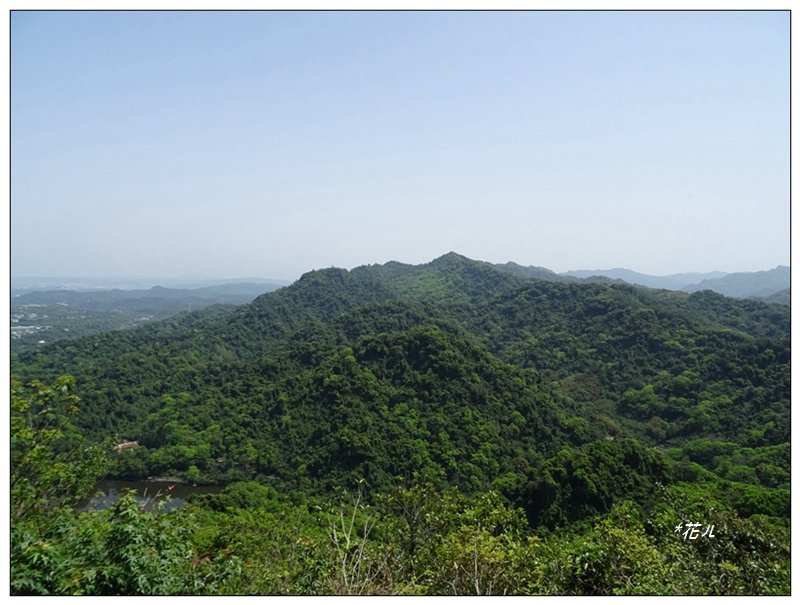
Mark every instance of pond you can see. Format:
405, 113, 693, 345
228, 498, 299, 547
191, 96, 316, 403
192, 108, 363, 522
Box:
79, 479, 223, 512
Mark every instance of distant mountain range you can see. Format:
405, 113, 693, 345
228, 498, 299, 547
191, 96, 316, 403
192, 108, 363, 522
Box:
681, 266, 790, 299
12, 282, 283, 309
13, 262, 789, 306
553, 266, 789, 303
10, 276, 291, 296
10, 282, 286, 353
559, 268, 729, 290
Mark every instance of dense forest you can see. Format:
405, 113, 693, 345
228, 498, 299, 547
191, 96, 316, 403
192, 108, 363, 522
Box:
10, 253, 790, 595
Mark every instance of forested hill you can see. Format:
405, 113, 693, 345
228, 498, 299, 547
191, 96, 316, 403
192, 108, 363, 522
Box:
13, 252, 789, 510
11, 252, 791, 594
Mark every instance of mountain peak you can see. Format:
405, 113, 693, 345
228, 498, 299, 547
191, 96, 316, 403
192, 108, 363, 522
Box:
429, 251, 473, 266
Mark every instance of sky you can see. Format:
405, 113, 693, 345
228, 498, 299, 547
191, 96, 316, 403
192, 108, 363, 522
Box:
10, 9, 790, 281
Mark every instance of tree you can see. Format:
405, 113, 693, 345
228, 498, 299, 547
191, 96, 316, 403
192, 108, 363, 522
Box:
11, 375, 109, 524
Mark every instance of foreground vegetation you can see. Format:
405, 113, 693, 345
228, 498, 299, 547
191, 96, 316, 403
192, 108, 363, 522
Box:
10, 376, 790, 595
11, 254, 790, 594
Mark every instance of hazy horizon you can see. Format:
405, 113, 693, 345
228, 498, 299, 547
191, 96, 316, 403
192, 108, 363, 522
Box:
11, 11, 789, 281
10, 250, 789, 288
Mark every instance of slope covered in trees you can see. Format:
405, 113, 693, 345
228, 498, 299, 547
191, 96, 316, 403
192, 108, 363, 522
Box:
11, 253, 790, 594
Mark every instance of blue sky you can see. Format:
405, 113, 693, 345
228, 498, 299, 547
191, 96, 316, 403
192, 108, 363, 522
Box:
11, 10, 789, 280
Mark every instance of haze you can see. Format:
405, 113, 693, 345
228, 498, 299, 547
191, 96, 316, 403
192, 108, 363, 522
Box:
11, 10, 789, 282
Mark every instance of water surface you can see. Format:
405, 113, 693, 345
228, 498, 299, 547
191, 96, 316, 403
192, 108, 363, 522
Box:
80, 479, 222, 511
